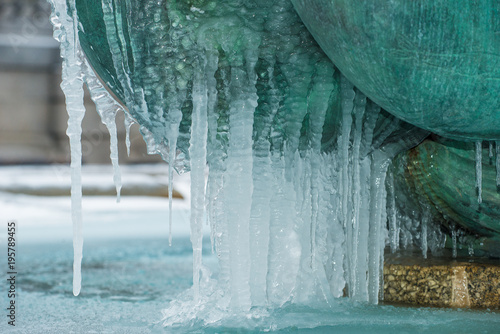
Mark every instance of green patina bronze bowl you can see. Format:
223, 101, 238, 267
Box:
293, 0, 500, 141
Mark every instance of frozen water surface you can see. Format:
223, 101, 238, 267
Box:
2, 239, 500, 333
0, 165, 499, 333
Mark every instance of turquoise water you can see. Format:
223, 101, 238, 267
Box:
3, 236, 499, 333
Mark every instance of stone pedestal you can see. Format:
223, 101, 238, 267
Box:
383, 258, 500, 308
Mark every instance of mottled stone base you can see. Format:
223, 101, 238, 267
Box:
383, 260, 500, 308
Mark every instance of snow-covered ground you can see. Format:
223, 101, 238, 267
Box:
0, 164, 201, 244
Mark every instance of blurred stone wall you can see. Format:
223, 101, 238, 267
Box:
0, 0, 162, 164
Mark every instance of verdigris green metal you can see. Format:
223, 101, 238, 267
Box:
292, 0, 500, 141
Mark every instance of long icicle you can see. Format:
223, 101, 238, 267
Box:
475, 141, 482, 204
224, 65, 256, 311
168, 152, 174, 246
189, 64, 209, 303
339, 75, 355, 297
350, 89, 366, 299
421, 206, 429, 259
83, 59, 123, 202
368, 153, 390, 304
387, 169, 398, 253
167, 110, 182, 246
50, 0, 87, 296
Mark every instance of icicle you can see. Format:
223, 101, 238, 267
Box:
224, 64, 257, 311
421, 206, 429, 259
360, 102, 380, 157
49, 0, 86, 296
468, 242, 475, 257
489, 141, 494, 161
204, 52, 228, 287
188, 65, 209, 302
339, 75, 355, 296
107, 117, 122, 202
166, 109, 182, 246
168, 160, 174, 246
204, 48, 221, 256
306, 60, 334, 271
248, 138, 272, 306
475, 141, 482, 204
248, 61, 278, 306
387, 169, 399, 253
451, 224, 458, 258
83, 59, 123, 202
321, 153, 345, 299
123, 112, 135, 157
367, 154, 390, 304
350, 90, 366, 298
266, 153, 300, 306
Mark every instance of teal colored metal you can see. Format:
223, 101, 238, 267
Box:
292, 0, 500, 141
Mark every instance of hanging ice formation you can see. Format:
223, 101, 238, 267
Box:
476, 141, 483, 204
49, 0, 85, 297
49, 0, 431, 312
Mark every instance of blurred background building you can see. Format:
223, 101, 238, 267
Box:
0, 0, 162, 165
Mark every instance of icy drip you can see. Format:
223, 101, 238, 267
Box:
265, 154, 301, 306
475, 141, 482, 204
223, 63, 258, 310
387, 170, 399, 253
167, 109, 182, 245
49, 0, 86, 296
367, 154, 390, 303
349, 90, 366, 300
205, 69, 226, 261
339, 77, 355, 297
83, 59, 123, 201
123, 112, 135, 157
189, 63, 211, 302
307, 61, 336, 270
421, 206, 430, 259
248, 62, 277, 306
168, 155, 174, 246
451, 223, 458, 258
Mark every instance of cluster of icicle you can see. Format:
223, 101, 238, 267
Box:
48, 0, 436, 321
49, 0, 394, 308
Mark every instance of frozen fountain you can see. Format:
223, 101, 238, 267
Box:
46, 0, 499, 330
